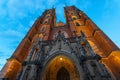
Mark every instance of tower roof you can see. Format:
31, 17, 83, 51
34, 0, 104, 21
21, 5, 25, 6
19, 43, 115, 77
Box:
55, 21, 65, 27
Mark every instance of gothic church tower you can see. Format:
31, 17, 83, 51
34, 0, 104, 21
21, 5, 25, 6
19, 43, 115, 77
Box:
0, 6, 120, 80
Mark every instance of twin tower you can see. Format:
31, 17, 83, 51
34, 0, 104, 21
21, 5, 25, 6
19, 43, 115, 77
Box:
0, 6, 120, 80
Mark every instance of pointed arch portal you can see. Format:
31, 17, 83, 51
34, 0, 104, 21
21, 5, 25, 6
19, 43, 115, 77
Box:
42, 55, 80, 80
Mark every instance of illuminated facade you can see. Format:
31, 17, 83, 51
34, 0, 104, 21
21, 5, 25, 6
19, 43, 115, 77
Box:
0, 6, 120, 80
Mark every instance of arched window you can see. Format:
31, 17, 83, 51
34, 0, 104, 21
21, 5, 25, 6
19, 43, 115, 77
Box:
43, 19, 48, 24
72, 16, 77, 20
75, 22, 81, 26
45, 14, 50, 18
73, 17, 77, 20
41, 26, 46, 32
79, 12, 82, 19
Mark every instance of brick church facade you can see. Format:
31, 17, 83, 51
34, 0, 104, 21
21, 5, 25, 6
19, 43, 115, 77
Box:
0, 6, 120, 80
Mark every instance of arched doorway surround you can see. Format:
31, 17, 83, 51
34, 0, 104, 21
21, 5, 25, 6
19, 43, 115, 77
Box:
41, 50, 84, 80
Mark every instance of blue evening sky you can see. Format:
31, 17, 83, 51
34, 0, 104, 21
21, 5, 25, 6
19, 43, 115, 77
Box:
0, 0, 120, 70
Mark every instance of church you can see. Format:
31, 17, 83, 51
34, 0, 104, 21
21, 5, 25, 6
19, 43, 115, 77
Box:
0, 6, 120, 80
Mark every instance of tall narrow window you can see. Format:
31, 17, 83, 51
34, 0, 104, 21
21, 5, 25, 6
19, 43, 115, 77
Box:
41, 26, 46, 32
